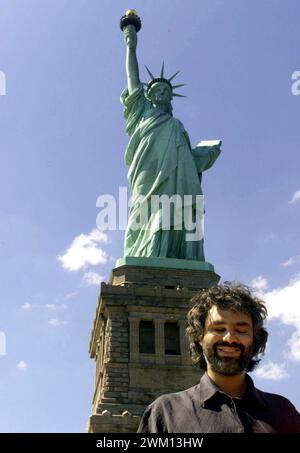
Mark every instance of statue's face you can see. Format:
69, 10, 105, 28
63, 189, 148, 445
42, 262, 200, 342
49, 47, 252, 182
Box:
149, 82, 172, 108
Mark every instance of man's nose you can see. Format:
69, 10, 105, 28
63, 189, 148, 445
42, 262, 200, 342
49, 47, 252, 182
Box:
222, 330, 238, 342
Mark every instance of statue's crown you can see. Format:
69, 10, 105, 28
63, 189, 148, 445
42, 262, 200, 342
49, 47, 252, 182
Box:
146, 63, 186, 98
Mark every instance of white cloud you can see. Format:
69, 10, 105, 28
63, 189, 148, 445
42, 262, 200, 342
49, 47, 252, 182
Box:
45, 303, 67, 311
64, 291, 78, 300
287, 331, 300, 362
20, 302, 68, 313
57, 229, 108, 271
280, 255, 300, 267
49, 319, 67, 327
81, 271, 104, 286
255, 361, 288, 381
280, 257, 296, 267
250, 276, 269, 291
289, 190, 300, 204
263, 274, 300, 362
17, 361, 28, 371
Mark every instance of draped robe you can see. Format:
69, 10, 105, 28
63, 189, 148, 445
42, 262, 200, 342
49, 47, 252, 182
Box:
121, 83, 220, 261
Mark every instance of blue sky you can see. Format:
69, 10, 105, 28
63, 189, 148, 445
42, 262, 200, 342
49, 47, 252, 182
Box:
0, 0, 300, 432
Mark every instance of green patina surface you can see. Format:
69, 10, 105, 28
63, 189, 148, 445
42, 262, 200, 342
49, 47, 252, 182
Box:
121, 17, 221, 262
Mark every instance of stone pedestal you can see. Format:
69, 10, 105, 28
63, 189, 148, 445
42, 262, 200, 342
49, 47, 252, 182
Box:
87, 258, 220, 433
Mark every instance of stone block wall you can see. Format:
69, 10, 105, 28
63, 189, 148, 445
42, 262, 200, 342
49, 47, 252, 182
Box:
87, 263, 220, 433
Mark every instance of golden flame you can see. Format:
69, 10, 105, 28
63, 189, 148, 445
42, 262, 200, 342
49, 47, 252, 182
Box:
125, 9, 138, 16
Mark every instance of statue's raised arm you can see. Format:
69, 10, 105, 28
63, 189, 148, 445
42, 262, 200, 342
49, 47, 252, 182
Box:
121, 10, 141, 94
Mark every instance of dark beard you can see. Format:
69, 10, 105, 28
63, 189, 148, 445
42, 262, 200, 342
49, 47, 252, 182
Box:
203, 342, 253, 376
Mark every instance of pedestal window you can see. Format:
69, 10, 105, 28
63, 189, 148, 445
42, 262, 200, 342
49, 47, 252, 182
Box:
139, 321, 155, 354
164, 322, 180, 355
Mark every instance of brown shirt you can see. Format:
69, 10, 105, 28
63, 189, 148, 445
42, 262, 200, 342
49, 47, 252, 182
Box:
137, 373, 300, 433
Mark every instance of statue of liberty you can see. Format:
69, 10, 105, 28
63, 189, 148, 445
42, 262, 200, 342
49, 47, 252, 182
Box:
120, 11, 221, 262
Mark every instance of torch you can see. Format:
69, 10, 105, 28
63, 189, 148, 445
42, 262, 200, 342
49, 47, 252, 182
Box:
120, 9, 142, 32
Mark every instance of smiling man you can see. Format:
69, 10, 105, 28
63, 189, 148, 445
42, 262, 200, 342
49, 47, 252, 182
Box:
137, 283, 300, 433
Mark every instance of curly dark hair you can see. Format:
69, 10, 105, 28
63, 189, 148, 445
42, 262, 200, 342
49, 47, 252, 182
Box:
186, 283, 268, 372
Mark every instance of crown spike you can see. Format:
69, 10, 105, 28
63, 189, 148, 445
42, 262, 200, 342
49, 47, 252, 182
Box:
173, 93, 186, 98
168, 70, 180, 82
145, 65, 155, 80
160, 61, 165, 78
172, 84, 185, 89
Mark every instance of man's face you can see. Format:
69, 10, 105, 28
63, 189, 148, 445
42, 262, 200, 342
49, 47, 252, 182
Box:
200, 306, 254, 376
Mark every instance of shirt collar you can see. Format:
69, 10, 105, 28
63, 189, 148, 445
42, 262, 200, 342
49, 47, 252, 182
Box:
199, 372, 267, 409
